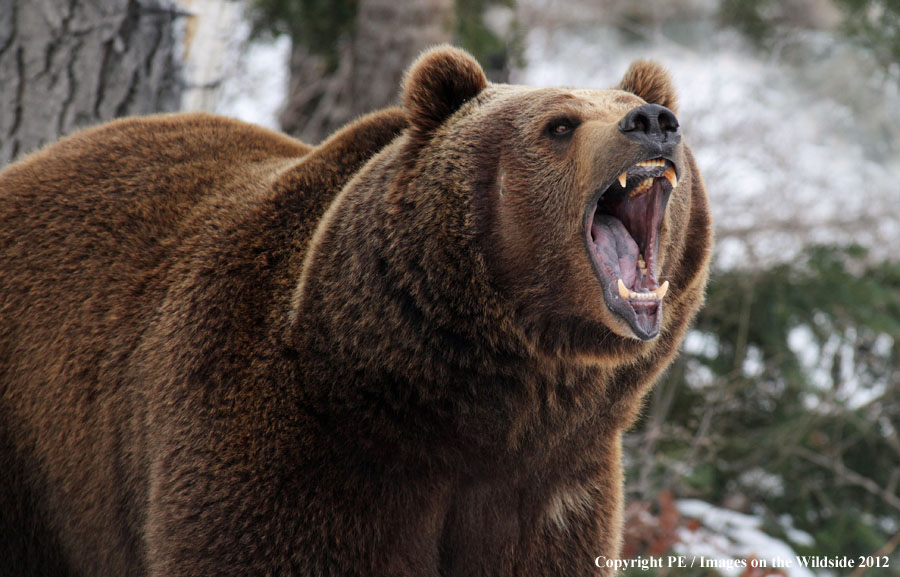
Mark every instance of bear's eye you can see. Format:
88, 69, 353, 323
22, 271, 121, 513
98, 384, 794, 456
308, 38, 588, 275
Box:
547, 119, 578, 138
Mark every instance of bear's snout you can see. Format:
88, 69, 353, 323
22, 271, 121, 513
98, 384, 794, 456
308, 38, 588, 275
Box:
618, 103, 681, 156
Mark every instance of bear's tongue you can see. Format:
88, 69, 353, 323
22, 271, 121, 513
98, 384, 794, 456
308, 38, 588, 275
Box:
590, 215, 640, 288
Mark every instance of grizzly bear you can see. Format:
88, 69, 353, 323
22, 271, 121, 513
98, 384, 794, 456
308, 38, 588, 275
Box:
0, 46, 712, 576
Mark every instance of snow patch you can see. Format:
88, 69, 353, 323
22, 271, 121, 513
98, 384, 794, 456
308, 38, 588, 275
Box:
676, 500, 816, 577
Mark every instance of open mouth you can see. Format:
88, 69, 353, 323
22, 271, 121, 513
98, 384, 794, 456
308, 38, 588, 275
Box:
585, 158, 678, 341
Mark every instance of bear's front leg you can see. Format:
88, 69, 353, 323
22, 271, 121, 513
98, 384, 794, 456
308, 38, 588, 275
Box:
522, 478, 623, 577
438, 439, 623, 577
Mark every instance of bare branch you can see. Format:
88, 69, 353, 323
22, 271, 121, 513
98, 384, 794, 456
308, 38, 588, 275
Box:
795, 446, 900, 512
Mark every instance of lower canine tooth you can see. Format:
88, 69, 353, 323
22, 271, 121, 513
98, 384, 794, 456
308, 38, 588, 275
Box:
617, 278, 630, 299
654, 281, 670, 299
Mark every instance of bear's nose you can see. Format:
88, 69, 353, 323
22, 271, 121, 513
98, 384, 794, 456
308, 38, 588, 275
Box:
618, 104, 681, 154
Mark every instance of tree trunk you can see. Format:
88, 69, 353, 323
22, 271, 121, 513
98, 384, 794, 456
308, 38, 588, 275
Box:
280, 0, 454, 144
0, 0, 183, 165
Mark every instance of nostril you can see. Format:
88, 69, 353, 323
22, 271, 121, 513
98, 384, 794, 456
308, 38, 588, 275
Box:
631, 113, 649, 134
658, 109, 679, 133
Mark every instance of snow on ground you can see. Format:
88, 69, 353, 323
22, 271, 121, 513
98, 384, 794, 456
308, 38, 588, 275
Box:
676, 499, 817, 577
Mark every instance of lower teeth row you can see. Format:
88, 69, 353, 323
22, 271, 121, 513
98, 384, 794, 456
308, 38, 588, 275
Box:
616, 279, 670, 301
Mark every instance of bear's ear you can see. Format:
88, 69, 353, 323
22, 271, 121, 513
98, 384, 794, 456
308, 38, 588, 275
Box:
402, 45, 488, 140
617, 60, 678, 115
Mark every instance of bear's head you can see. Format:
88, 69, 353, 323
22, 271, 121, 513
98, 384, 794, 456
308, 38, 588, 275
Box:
298, 46, 711, 368
396, 46, 710, 353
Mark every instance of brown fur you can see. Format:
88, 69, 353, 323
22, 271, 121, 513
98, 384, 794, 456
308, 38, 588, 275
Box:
0, 46, 711, 576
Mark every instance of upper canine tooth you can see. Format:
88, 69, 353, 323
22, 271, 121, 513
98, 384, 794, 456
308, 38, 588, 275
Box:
664, 166, 678, 189
654, 281, 670, 299
617, 278, 630, 299
618, 172, 627, 188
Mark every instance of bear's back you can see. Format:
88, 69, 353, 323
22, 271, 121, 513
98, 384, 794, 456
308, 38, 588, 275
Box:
0, 113, 310, 409
0, 113, 309, 292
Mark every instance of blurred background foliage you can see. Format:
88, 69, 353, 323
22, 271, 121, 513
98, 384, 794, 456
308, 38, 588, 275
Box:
247, 0, 358, 69
721, 0, 900, 74
247, 0, 521, 74
624, 245, 900, 574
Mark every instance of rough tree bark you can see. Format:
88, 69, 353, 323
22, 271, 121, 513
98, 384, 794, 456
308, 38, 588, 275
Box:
0, 0, 183, 166
280, 0, 454, 144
